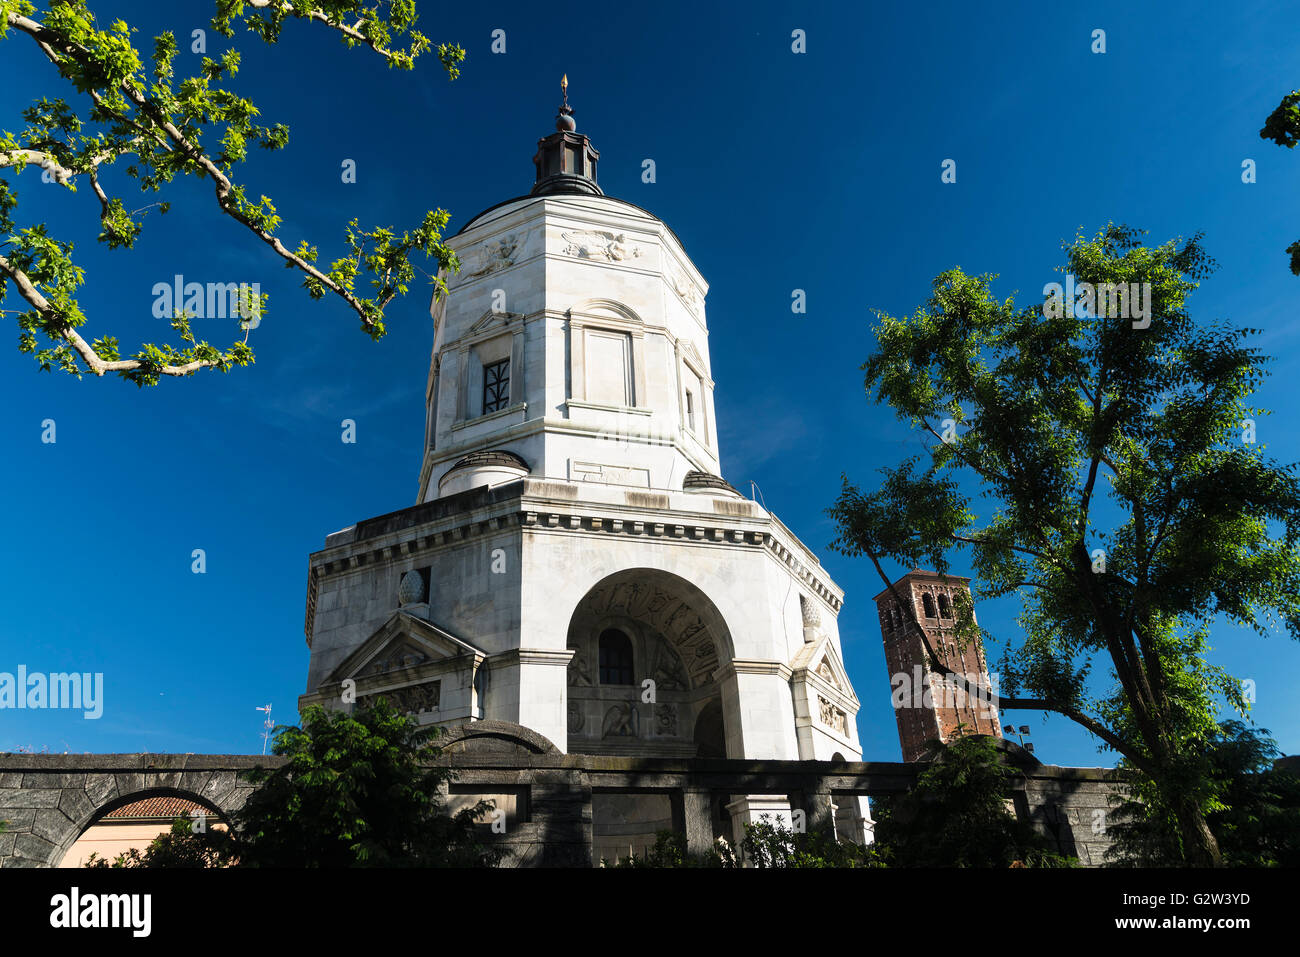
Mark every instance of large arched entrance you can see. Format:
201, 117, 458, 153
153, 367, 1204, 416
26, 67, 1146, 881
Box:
564, 568, 736, 760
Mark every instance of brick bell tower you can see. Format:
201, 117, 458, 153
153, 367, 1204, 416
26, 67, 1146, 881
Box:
873, 570, 1001, 762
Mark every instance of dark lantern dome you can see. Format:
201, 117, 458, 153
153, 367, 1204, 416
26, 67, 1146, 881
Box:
531, 75, 602, 198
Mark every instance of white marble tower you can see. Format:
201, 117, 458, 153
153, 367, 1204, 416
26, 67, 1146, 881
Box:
299, 83, 869, 841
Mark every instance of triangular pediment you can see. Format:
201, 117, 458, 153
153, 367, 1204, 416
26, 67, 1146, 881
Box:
790, 634, 858, 708
681, 338, 705, 371
328, 611, 485, 683
467, 309, 522, 338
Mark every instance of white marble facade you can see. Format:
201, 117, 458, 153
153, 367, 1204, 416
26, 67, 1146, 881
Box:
298, 119, 870, 842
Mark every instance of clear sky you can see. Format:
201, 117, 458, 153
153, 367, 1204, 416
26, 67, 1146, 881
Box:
2, 0, 1298, 765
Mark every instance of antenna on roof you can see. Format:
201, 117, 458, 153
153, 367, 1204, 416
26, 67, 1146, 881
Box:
255, 703, 274, 755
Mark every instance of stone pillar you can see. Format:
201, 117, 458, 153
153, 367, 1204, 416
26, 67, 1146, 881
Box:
834, 794, 874, 845
798, 784, 837, 839
532, 776, 593, 867
682, 789, 714, 857
488, 649, 572, 752
716, 661, 799, 759
726, 794, 793, 866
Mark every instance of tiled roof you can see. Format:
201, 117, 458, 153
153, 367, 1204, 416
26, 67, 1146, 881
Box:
683, 471, 740, 495
102, 796, 208, 820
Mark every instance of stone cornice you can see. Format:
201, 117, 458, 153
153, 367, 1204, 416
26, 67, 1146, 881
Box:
306, 482, 846, 647
490, 648, 574, 668
310, 502, 845, 611
714, 659, 794, 682
795, 667, 861, 715
764, 534, 843, 612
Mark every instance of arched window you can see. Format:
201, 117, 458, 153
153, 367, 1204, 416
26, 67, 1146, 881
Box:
938, 594, 953, 619
922, 594, 937, 619
598, 629, 634, 685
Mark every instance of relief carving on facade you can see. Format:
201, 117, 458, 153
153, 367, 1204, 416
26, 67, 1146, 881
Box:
364, 680, 441, 716
655, 703, 678, 736
363, 642, 430, 676
818, 695, 848, 735
667, 262, 702, 311
645, 587, 674, 616
651, 645, 688, 691
579, 584, 719, 688
457, 233, 521, 281
601, 701, 639, 738
568, 699, 585, 734
816, 658, 841, 689
561, 230, 641, 262
567, 645, 593, 686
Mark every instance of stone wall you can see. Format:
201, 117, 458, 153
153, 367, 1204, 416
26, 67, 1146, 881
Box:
1018, 766, 1126, 867
0, 728, 1125, 868
0, 754, 270, 868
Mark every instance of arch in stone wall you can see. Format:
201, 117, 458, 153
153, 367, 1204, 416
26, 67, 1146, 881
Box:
0, 759, 264, 868
56, 786, 236, 867
437, 720, 560, 756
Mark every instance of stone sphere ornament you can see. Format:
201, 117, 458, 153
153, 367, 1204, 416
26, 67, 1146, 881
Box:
398, 570, 427, 605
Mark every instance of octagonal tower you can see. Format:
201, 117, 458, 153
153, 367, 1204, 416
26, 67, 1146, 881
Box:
299, 86, 870, 843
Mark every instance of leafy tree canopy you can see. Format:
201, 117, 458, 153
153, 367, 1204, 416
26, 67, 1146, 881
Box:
0, 0, 464, 385
85, 815, 237, 868
1107, 721, 1300, 867
234, 700, 500, 867
1260, 89, 1300, 274
872, 735, 1075, 868
828, 225, 1300, 865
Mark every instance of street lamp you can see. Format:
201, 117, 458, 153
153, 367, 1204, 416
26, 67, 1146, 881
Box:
1003, 724, 1035, 753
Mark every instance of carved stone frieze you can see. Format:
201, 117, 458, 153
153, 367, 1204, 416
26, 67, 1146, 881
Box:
363, 680, 441, 716
457, 233, 520, 281
601, 701, 639, 738
818, 695, 847, 735
561, 229, 641, 262
580, 584, 719, 688
655, 703, 678, 736
363, 642, 430, 676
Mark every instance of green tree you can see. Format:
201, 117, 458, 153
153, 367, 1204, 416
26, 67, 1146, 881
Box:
1107, 721, 1300, 867
607, 822, 881, 868
873, 735, 1075, 867
84, 815, 237, 868
735, 817, 882, 868
234, 699, 501, 867
1260, 90, 1300, 274
604, 830, 734, 868
0, 0, 464, 385
828, 225, 1300, 866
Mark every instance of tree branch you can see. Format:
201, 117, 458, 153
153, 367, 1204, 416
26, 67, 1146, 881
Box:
0, 253, 226, 377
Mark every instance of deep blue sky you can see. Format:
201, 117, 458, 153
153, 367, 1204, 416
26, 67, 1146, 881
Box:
2, 0, 1298, 765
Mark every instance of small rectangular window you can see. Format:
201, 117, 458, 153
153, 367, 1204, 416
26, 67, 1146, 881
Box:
685, 390, 695, 431
483, 358, 510, 414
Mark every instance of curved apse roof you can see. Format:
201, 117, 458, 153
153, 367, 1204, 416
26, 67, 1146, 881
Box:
442, 449, 530, 476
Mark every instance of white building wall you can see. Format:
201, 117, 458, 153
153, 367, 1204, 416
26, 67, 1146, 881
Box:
304, 181, 868, 767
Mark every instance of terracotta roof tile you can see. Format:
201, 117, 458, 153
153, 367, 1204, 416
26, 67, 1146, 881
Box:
102, 796, 207, 820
